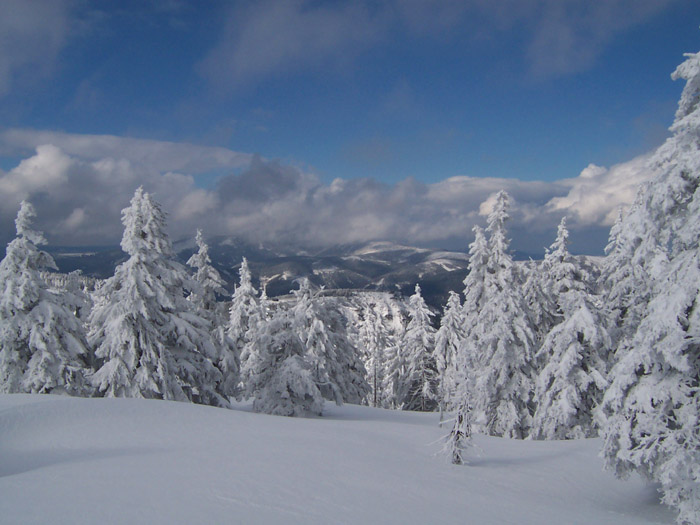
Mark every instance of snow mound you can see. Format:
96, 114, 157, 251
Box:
0, 395, 673, 524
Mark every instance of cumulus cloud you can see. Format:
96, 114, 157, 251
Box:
0, 132, 656, 254
0, 143, 217, 245
0, 0, 74, 97
545, 154, 654, 225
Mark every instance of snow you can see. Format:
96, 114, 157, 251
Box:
0, 394, 673, 524
351, 241, 428, 257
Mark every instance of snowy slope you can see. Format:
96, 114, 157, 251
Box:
0, 395, 673, 524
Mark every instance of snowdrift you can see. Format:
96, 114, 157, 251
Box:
0, 395, 673, 524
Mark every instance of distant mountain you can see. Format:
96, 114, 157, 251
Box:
45, 238, 557, 310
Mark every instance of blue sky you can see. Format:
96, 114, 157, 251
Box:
1, 0, 699, 253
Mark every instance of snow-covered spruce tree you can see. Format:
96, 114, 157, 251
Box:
89, 188, 226, 406
380, 295, 408, 409
0, 201, 90, 395
467, 191, 536, 438
187, 230, 239, 398
525, 217, 588, 353
600, 50, 700, 525
229, 257, 261, 391
531, 218, 611, 440
187, 229, 227, 313
434, 290, 465, 415
600, 198, 664, 359
258, 282, 271, 319
245, 305, 324, 417
291, 278, 369, 405
394, 284, 437, 411
451, 226, 489, 420
461, 225, 488, 338
441, 400, 475, 465
521, 258, 558, 350
355, 294, 392, 407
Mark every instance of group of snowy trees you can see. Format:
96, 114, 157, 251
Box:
0, 185, 435, 418
1, 43, 699, 525
436, 49, 700, 524
433, 191, 608, 457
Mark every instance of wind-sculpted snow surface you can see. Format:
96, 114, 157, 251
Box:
0, 395, 673, 524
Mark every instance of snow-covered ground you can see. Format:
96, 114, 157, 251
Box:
0, 394, 673, 524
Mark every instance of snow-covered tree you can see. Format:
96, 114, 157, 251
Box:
600, 50, 700, 525
441, 400, 474, 465
434, 291, 465, 415
531, 218, 610, 440
461, 225, 489, 336
258, 282, 271, 319
229, 257, 261, 391
89, 188, 226, 406
521, 259, 558, 349
0, 201, 90, 395
542, 218, 583, 297
292, 279, 369, 405
465, 191, 536, 438
245, 305, 324, 417
393, 284, 437, 411
355, 295, 390, 407
381, 296, 408, 409
187, 230, 238, 398
347, 291, 405, 408
187, 229, 227, 313
452, 226, 489, 421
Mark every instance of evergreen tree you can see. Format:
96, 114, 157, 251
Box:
395, 284, 437, 411
187, 230, 238, 398
441, 400, 474, 465
89, 188, 225, 406
292, 279, 369, 405
434, 291, 465, 414
187, 229, 227, 313
453, 226, 489, 423
229, 257, 260, 391
0, 201, 90, 395
466, 191, 536, 438
381, 299, 408, 409
521, 259, 558, 350
245, 305, 324, 417
600, 50, 700, 525
356, 294, 390, 407
461, 226, 489, 338
532, 218, 610, 440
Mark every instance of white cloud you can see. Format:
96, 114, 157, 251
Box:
545, 154, 654, 226
0, 129, 253, 175
0, 132, 654, 253
62, 207, 86, 231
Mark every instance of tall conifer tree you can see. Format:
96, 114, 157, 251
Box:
465, 191, 536, 438
600, 49, 700, 524
0, 201, 90, 395
90, 188, 225, 406
532, 218, 610, 440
